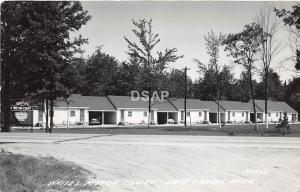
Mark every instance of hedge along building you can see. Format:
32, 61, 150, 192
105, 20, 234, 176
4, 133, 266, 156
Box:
252, 100, 298, 123
48, 94, 117, 126
169, 98, 210, 125
106, 95, 178, 125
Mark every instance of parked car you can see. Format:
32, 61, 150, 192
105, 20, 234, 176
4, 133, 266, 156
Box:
168, 119, 175, 124
118, 121, 129, 125
75, 121, 83, 125
89, 118, 100, 125
256, 118, 263, 123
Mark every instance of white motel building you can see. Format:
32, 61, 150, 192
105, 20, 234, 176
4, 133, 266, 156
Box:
10, 94, 299, 127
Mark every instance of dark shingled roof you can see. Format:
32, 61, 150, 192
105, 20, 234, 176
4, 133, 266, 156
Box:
218, 100, 252, 111
107, 96, 148, 109
55, 94, 116, 111
107, 96, 177, 111
169, 98, 210, 110
53, 95, 297, 114
201, 100, 225, 112
169, 98, 225, 112
152, 100, 177, 112
252, 99, 298, 113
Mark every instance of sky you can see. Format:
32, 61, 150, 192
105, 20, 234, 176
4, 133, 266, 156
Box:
73, 1, 299, 82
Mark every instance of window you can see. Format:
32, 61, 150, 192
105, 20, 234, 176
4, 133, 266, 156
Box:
144, 111, 147, 117
232, 112, 235, 117
242, 112, 244, 117
128, 111, 132, 117
70, 111, 75, 117
199, 112, 202, 117
181, 111, 184, 120
276, 113, 278, 117
187, 112, 190, 116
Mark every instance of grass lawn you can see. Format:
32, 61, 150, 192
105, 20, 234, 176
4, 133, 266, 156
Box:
13, 124, 300, 137
0, 149, 98, 192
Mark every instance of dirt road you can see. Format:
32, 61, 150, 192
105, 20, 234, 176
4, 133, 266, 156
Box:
1, 133, 300, 192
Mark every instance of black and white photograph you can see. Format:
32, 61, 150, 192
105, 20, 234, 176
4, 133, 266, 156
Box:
1, 1, 300, 191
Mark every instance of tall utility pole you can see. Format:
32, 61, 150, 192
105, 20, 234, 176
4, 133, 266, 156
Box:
184, 67, 189, 127
265, 70, 269, 129
216, 65, 221, 129
217, 75, 221, 129
67, 98, 69, 130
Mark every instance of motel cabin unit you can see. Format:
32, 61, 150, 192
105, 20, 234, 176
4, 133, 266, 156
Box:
107, 96, 179, 125
253, 100, 298, 123
107, 95, 156, 125
46, 94, 117, 127
218, 101, 251, 123
152, 99, 178, 124
169, 98, 209, 125
202, 101, 226, 123
27, 94, 298, 128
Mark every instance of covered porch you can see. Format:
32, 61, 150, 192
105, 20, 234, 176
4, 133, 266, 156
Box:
209, 112, 226, 123
250, 112, 264, 123
157, 111, 178, 124
89, 111, 117, 125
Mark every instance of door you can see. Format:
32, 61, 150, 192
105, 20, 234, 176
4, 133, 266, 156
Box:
121, 110, 124, 122
151, 110, 154, 121
80, 109, 85, 123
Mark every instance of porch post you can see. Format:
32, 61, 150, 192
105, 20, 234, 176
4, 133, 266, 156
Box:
102, 112, 104, 125
167, 112, 168, 124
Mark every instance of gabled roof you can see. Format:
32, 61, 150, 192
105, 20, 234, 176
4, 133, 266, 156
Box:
168, 99, 225, 112
152, 99, 177, 112
107, 95, 149, 109
252, 99, 298, 113
219, 100, 252, 111
169, 98, 210, 110
107, 96, 177, 111
55, 94, 116, 111
201, 100, 225, 112
247, 101, 264, 113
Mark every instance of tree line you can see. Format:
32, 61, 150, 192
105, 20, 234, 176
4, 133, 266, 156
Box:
1, 2, 300, 132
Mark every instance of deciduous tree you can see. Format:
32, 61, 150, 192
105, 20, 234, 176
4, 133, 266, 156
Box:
223, 23, 263, 130
194, 30, 224, 128
1, 1, 90, 132
84, 47, 118, 96
257, 6, 282, 128
124, 19, 183, 125
275, 4, 300, 70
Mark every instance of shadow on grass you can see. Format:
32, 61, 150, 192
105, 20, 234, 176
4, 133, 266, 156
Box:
0, 149, 98, 192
